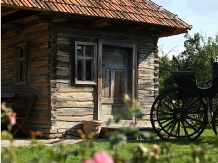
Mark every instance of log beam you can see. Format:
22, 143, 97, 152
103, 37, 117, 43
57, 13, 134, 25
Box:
90, 18, 110, 28
52, 15, 69, 23
1, 7, 20, 16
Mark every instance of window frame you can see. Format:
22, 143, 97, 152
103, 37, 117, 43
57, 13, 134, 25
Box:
74, 41, 97, 85
13, 42, 27, 85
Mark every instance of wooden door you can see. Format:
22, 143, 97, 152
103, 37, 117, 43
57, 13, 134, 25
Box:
101, 46, 130, 120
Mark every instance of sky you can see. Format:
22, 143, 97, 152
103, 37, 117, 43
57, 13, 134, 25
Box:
153, 0, 218, 58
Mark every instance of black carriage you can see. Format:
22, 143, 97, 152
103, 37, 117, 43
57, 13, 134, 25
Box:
150, 59, 218, 140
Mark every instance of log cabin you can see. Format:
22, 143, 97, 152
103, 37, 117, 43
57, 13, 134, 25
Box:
1, 0, 192, 138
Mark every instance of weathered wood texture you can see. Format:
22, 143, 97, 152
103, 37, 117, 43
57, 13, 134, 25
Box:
1, 16, 159, 138
1, 22, 50, 136
49, 24, 158, 138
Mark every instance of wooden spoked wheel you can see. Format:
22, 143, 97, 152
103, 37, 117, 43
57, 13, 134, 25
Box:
150, 88, 207, 140
212, 108, 218, 135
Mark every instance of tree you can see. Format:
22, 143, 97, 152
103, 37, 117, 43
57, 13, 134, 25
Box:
178, 32, 218, 87
159, 32, 218, 93
158, 54, 176, 93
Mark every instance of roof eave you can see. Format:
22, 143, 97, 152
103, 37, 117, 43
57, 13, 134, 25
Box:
158, 27, 192, 38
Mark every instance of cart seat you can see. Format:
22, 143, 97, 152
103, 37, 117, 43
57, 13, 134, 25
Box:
213, 62, 218, 79
174, 71, 196, 81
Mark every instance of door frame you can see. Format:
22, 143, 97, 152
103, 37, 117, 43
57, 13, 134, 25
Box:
96, 39, 137, 120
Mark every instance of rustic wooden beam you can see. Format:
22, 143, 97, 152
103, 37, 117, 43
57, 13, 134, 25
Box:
127, 24, 147, 32
1, 9, 41, 24
37, 15, 52, 23
1, 7, 20, 16
90, 19, 110, 28
52, 15, 69, 23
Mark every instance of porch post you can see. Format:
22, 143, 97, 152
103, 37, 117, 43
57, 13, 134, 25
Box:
96, 40, 102, 120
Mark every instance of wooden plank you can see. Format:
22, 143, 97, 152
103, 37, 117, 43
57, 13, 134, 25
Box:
57, 55, 69, 62
30, 67, 49, 75
97, 39, 103, 120
139, 104, 152, 109
56, 92, 93, 101
31, 48, 48, 58
101, 115, 113, 121
56, 67, 69, 72
56, 62, 69, 67
1, 62, 13, 68
1, 77, 13, 82
30, 113, 49, 120
31, 57, 48, 68
34, 35, 49, 43
114, 70, 125, 98
138, 90, 155, 97
1, 31, 18, 39
102, 69, 110, 97
57, 38, 70, 45
56, 115, 93, 121
56, 85, 94, 92
56, 108, 94, 115
29, 84, 49, 92
138, 63, 155, 69
23, 23, 49, 33
138, 74, 154, 79
1, 92, 19, 98
34, 101, 49, 108
22, 123, 49, 129
57, 50, 70, 56
138, 97, 155, 103
138, 78, 154, 83
138, 81, 156, 86
55, 79, 70, 84
30, 76, 48, 84
1, 80, 13, 86
52, 122, 83, 129
102, 98, 123, 103
102, 105, 124, 115
56, 101, 94, 108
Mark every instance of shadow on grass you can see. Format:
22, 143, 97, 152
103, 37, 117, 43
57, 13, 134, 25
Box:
127, 128, 217, 146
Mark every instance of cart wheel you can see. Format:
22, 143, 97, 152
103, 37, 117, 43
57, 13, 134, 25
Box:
212, 108, 218, 135
150, 87, 207, 140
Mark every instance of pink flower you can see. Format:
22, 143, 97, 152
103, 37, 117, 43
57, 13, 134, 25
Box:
92, 151, 114, 163
8, 112, 16, 125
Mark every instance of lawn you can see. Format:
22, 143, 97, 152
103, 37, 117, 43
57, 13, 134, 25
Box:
2, 128, 218, 163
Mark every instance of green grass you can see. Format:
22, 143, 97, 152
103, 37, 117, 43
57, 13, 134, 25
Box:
2, 129, 218, 163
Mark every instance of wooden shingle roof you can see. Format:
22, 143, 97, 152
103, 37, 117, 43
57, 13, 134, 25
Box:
1, 0, 192, 37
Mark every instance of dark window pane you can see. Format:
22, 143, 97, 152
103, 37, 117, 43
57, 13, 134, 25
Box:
77, 60, 82, 80
86, 60, 92, 80
20, 61, 23, 81
20, 47, 24, 57
77, 45, 83, 57
85, 45, 93, 57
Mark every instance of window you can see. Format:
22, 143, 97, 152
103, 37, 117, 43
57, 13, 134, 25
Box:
75, 42, 97, 84
14, 42, 27, 85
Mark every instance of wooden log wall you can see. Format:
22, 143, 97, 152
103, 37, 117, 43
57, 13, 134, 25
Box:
49, 27, 97, 138
49, 24, 159, 138
137, 42, 159, 127
1, 19, 159, 138
1, 22, 50, 137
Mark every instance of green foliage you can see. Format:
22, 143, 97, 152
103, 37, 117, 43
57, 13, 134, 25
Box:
159, 32, 218, 92
158, 55, 176, 93
178, 32, 218, 87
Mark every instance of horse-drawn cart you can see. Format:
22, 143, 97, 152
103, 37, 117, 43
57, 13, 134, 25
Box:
150, 59, 218, 140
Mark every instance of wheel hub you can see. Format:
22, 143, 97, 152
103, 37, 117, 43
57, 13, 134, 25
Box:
176, 113, 182, 119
